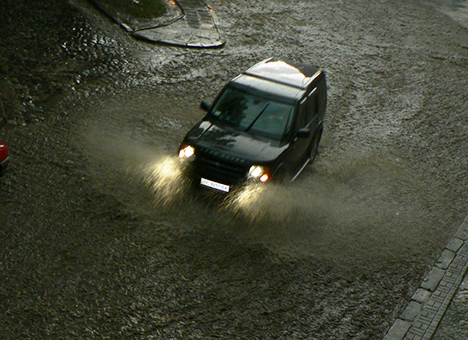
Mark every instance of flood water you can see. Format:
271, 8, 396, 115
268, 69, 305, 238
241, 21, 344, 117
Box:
2, 0, 468, 339
75, 0, 468, 276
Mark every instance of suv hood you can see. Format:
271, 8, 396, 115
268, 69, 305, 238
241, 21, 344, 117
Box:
186, 120, 287, 163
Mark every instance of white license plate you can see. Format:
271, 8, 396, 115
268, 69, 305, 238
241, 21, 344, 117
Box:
200, 178, 230, 192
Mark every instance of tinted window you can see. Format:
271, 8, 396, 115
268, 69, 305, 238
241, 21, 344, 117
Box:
298, 90, 318, 128
211, 87, 294, 141
306, 92, 318, 123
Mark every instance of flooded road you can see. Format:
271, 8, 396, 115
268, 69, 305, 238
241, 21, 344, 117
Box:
79, 0, 468, 262
1, 0, 468, 338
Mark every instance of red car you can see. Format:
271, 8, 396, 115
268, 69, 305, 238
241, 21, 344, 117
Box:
0, 142, 9, 177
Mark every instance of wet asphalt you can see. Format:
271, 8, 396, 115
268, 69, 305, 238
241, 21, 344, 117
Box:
1, 0, 468, 339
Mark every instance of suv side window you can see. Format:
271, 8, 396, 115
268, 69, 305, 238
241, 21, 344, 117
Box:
298, 88, 318, 129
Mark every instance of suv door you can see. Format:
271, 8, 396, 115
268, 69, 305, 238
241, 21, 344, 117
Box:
303, 88, 319, 130
282, 97, 316, 179
287, 88, 318, 174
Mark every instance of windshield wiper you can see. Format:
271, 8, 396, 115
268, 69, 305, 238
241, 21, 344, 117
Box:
244, 103, 269, 132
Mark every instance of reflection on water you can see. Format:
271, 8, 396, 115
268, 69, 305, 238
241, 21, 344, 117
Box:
225, 183, 295, 222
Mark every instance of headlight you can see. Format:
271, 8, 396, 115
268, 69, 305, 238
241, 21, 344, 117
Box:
248, 165, 270, 183
179, 145, 195, 160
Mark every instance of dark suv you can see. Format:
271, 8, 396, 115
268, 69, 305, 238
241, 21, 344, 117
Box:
178, 58, 327, 193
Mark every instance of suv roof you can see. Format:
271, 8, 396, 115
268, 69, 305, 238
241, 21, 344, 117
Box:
245, 58, 320, 89
230, 58, 322, 103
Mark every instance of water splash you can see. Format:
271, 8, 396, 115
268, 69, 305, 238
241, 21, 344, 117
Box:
224, 183, 298, 223
140, 155, 191, 206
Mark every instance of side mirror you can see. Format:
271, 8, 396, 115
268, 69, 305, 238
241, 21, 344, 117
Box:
200, 101, 211, 111
296, 128, 311, 139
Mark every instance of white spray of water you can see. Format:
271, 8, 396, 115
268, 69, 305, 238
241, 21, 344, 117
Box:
82, 124, 443, 267
140, 156, 191, 206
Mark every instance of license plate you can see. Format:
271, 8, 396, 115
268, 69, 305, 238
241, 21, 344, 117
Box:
200, 178, 230, 192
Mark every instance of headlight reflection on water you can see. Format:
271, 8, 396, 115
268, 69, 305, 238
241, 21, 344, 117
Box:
142, 156, 188, 205
226, 183, 294, 222
229, 183, 266, 209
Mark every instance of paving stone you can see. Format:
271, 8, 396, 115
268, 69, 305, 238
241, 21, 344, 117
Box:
385, 216, 468, 340
412, 288, 432, 303
454, 228, 468, 240
407, 325, 425, 336
421, 267, 445, 292
383, 319, 412, 340
433, 281, 448, 290
424, 304, 439, 313
461, 244, 468, 254
416, 314, 433, 324
446, 238, 464, 252
401, 301, 422, 322
420, 310, 432, 318
454, 217, 468, 240
435, 249, 456, 269
450, 261, 465, 271
432, 295, 447, 304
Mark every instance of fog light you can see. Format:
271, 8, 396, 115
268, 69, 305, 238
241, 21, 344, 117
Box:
249, 165, 264, 178
179, 145, 195, 160
249, 165, 269, 182
259, 174, 269, 183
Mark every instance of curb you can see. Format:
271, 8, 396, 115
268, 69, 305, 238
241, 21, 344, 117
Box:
90, 0, 224, 48
383, 215, 468, 340
133, 0, 225, 48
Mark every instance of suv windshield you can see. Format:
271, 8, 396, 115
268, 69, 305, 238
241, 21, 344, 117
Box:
210, 87, 294, 141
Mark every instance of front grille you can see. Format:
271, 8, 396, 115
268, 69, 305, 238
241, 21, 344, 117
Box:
195, 149, 249, 185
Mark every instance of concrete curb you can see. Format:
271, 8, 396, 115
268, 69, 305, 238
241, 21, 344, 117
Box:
91, 0, 224, 48
133, 0, 225, 48
383, 215, 468, 340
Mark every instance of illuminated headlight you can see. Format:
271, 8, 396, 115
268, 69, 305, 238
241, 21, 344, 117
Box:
249, 165, 270, 183
249, 165, 264, 178
179, 145, 195, 160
